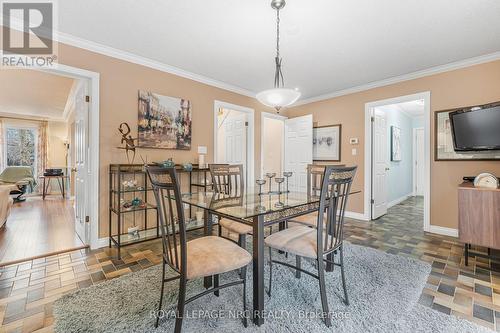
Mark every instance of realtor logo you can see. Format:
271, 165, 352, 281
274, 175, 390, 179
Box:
1, 1, 57, 68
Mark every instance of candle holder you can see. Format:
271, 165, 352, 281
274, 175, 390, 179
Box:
255, 179, 266, 195
265, 172, 276, 193
275, 177, 285, 194
283, 171, 293, 193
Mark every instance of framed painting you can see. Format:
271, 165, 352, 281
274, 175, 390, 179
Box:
391, 126, 402, 161
435, 104, 500, 161
313, 124, 341, 161
137, 90, 192, 150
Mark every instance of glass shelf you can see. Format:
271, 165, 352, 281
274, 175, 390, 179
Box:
110, 203, 157, 214
110, 228, 158, 246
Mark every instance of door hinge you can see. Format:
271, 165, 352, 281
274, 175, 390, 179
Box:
85, 216, 90, 223
245, 121, 249, 127
371, 199, 374, 204
85, 95, 90, 102
371, 116, 374, 122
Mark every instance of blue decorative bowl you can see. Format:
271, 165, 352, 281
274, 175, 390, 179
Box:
183, 163, 193, 172
161, 158, 175, 168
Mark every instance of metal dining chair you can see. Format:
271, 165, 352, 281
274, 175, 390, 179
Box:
209, 164, 253, 249
147, 166, 251, 332
290, 163, 345, 228
264, 165, 357, 327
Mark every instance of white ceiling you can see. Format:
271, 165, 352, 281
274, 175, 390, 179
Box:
0, 70, 74, 120
55, 0, 500, 100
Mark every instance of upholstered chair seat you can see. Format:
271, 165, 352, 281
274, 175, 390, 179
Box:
289, 212, 319, 228
265, 226, 334, 259
219, 218, 253, 235
181, 236, 252, 279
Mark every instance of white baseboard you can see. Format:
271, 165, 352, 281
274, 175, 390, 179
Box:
97, 237, 109, 249
344, 211, 370, 221
428, 225, 459, 238
387, 193, 413, 208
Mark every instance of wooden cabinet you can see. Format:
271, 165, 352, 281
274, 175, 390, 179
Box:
458, 182, 500, 250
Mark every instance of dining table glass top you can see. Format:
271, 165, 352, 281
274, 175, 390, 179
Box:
180, 188, 360, 221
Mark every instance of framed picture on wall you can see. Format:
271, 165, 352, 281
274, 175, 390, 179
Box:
435, 102, 500, 161
313, 124, 341, 161
391, 126, 402, 161
137, 90, 192, 150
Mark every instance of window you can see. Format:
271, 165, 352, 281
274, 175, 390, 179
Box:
5, 126, 37, 174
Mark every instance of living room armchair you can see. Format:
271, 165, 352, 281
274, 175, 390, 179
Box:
0, 166, 36, 202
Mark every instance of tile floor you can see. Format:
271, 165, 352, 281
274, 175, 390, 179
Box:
0, 197, 498, 332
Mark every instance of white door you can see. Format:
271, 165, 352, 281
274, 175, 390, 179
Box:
372, 109, 388, 219
221, 111, 247, 183
74, 80, 89, 244
284, 115, 313, 192
414, 128, 425, 196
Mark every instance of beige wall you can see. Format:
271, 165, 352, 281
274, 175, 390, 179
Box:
51, 41, 273, 237
285, 60, 500, 229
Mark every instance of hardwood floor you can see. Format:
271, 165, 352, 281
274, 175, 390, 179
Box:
0, 197, 85, 265
0, 197, 499, 332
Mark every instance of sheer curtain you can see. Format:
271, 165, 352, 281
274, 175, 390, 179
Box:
37, 121, 49, 187
0, 119, 4, 172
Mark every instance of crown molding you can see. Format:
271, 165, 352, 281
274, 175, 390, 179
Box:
55, 32, 256, 98
293, 51, 500, 107
2, 18, 255, 98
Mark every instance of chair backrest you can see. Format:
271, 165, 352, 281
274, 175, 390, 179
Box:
146, 166, 187, 275
316, 165, 357, 256
307, 164, 345, 198
209, 164, 244, 196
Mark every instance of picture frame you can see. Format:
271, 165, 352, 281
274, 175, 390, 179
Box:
391, 126, 402, 161
434, 101, 500, 161
312, 124, 341, 162
137, 90, 192, 150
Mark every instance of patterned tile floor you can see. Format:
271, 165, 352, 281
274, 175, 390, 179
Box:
0, 197, 498, 332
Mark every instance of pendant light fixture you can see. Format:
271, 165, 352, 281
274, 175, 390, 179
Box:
256, 0, 300, 113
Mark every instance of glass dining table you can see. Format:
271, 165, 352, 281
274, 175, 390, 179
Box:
180, 188, 360, 326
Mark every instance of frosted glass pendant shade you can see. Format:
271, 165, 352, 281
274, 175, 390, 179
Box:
256, 88, 301, 111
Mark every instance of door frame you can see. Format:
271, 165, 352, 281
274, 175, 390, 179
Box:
36, 64, 100, 249
364, 91, 431, 231
413, 127, 424, 196
260, 112, 287, 178
213, 100, 255, 187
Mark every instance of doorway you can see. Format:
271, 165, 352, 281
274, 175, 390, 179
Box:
261, 112, 286, 178
0, 65, 100, 264
213, 101, 255, 187
364, 92, 430, 232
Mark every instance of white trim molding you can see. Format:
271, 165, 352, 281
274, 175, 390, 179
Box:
37, 64, 101, 250
344, 211, 370, 221
428, 226, 459, 238
364, 92, 431, 232
213, 100, 255, 188
294, 51, 500, 107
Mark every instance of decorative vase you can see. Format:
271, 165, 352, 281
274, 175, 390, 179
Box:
162, 158, 175, 168
183, 163, 193, 172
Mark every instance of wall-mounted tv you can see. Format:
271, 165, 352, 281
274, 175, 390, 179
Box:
450, 105, 500, 151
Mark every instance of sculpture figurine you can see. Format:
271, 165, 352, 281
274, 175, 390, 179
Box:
118, 122, 138, 164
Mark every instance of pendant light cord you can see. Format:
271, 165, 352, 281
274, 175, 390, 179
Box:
274, 8, 284, 88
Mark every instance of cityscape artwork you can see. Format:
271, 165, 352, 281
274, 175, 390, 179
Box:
138, 90, 192, 150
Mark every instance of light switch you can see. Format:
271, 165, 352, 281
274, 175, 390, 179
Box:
198, 146, 207, 154
350, 138, 359, 145
352, 148, 357, 156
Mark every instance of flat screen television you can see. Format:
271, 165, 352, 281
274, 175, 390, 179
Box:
450, 105, 500, 151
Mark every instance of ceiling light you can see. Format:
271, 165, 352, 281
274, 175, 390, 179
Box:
256, 0, 300, 113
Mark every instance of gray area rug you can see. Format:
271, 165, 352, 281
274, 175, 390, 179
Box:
53, 243, 492, 332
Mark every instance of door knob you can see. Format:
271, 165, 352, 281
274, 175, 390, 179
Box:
385, 167, 390, 171
71, 167, 77, 172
